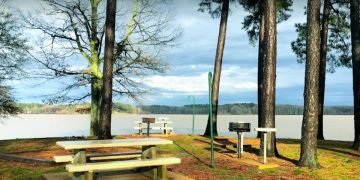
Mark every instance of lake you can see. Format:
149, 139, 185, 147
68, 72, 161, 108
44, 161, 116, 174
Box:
0, 114, 354, 141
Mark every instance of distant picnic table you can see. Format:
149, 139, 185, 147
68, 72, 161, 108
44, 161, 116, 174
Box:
134, 117, 173, 136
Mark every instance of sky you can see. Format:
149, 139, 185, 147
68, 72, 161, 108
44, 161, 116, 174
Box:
8, 0, 354, 106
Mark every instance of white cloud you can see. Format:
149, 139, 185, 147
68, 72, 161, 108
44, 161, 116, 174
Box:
141, 66, 259, 95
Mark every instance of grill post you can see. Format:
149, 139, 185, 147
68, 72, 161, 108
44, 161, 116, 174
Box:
229, 122, 250, 159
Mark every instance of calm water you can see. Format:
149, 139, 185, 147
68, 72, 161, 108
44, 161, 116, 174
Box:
0, 114, 354, 141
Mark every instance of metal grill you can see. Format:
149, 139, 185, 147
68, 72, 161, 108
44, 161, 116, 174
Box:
229, 122, 251, 158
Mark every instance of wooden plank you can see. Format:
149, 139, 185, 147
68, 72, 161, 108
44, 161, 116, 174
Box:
161, 127, 173, 130
56, 138, 173, 150
90, 154, 141, 161
134, 127, 173, 130
154, 121, 173, 124
254, 128, 276, 132
53, 155, 73, 163
54, 152, 143, 163
66, 157, 181, 172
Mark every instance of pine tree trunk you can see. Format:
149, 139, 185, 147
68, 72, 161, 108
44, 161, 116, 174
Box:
203, 0, 229, 137
350, 0, 360, 151
299, 0, 321, 168
98, 0, 116, 140
257, 3, 265, 139
317, 0, 330, 140
259, 0, 278, 157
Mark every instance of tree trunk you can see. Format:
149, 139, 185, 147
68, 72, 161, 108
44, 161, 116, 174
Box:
257, 2, 265, 139
350, 0, 360, 151
299, 0, 321, 168
203, 0, 229, 137
90, 77, 102, 136
98, 0, 116, 140
259, 0, 278, 157
317, 0, 330, 140
89, 0, 102, 137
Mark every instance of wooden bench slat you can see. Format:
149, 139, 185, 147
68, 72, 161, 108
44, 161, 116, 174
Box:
90, 154, 140, 161
54, 155, 73, 163
161, 127, 173, 130
54, 151, 142, 163
66, 157, 181, 172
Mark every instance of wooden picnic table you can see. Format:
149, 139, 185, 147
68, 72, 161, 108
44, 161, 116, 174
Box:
56, 138, 177, 180
135, 120, 173, 136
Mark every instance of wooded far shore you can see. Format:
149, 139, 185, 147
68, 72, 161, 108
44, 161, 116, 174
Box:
18, 103, 354, 115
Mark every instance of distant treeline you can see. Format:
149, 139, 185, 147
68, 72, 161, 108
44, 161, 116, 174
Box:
18, 103, 140, 114
139, 103, 354, 115
18, 103, 353, 115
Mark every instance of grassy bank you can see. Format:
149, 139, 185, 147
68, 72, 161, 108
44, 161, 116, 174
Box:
0, 135, 359, 179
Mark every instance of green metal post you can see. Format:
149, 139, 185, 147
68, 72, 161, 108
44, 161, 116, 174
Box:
188, 95, 195, 135
208, 72, 214, 168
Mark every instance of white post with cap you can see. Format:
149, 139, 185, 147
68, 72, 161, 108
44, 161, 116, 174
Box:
254, 128, 277, 164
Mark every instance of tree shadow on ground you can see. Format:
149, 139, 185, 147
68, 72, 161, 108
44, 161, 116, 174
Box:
276, 154, 298, 165
195, 137, 261, 157
277, 139, 359, 158
172, 141, 209, 167
318, 146, 360, 157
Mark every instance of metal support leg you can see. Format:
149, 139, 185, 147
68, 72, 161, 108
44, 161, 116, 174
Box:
240, 132, 244, 154
263, 132, 267, 164
237, 132, 241, 158
147, 122, 150, 137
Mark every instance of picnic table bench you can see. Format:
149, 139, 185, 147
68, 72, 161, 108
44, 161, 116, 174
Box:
55, 138, 180, 180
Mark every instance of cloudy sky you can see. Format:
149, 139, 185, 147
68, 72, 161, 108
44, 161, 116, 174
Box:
9, 0, 354, 106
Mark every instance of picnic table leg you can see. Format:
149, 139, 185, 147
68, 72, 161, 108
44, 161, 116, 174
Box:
157, 165, 168, 180
142, 145, 160, 179
164, 123, 167, 135
139, 122, 143, 135
72, 149, 92, 180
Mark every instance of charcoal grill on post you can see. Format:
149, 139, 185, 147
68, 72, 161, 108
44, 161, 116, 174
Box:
142, 118, 155, 137
229, 122, 251, 158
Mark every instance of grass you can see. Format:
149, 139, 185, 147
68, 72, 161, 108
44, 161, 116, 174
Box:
0, 135, 359, 179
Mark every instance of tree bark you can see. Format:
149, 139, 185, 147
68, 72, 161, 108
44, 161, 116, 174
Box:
350, 0, 360, 151
203, 0, 229, 136
317, 0, 331, 140
90, 78, 102, 136
89, 0, 102, 137
259, 0, 278, 157
98, 0, 116, 140
299, 0, 321, 168
257, 2, 265, 139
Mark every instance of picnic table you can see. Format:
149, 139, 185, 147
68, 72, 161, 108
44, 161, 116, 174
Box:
135, 118, 173, 136
55, 138, 180, 180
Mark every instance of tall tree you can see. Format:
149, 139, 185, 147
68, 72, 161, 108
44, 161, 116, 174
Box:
299, 0, 321, 168
98, 0, 116, 139
350, 0, 360, 151
240, 0, 292, 138
199, 0, 230, 136
318, 0, 331, 140
258, 0, 278, 157
23, 0, 180, 136
0, 1, 27, 117
291, 0, 351, 140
